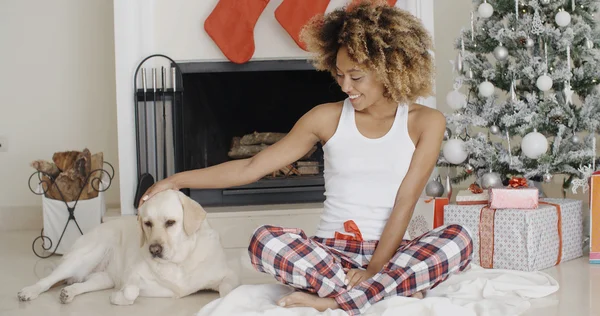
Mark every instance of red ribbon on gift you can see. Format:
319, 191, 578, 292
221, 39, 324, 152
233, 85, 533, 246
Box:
508, 177, 528, 188
478, 201, 563, 268
424, 197, 448, 228
469, 183, 484, 194
334, 220, 364, 241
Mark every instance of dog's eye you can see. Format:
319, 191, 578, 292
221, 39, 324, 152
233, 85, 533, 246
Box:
144, 221, 153, 228
165, 220, 176, 227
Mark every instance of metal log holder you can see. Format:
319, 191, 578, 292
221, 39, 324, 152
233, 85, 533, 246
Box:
133, 54, 185, 210
27, 162, 114, 258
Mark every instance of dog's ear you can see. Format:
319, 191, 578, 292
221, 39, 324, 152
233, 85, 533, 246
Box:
176, 191, 207, 236
138, 215, 146, 248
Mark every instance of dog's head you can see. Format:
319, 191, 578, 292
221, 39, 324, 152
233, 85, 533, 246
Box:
137, 190, 207, 263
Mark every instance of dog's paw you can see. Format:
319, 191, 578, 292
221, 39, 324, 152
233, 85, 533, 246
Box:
59, 287, 75, 304
18, 285, 42, 301
218, 273, 240, 297
109, 290, 134, 306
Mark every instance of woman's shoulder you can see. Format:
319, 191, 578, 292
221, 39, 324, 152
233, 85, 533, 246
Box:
305, 101, 345, 122
303, 101, 345, 142
408, 103, 446, 127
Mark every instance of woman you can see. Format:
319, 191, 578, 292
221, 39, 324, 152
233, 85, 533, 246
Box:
140, 2, 473, 315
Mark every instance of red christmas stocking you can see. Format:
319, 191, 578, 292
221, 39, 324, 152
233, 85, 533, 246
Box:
275, 0, 331, 51
204, 0, 270, 64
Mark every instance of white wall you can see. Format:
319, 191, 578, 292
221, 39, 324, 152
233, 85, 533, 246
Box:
114, 0, 435, 215
0, 0, 120, 227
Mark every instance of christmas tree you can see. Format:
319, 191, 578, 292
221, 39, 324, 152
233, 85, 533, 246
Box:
438, 0, 600, 193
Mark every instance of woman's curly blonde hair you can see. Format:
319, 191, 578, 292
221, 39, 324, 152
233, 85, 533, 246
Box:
300, 0, 434, 105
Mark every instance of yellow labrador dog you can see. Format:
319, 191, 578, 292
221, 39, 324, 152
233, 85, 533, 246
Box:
18, 190, 239, 305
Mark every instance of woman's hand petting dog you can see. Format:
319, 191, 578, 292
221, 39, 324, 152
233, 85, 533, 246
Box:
139, 179, 178, 207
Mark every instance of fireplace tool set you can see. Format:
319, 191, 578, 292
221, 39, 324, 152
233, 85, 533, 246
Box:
133, 54, 184, 209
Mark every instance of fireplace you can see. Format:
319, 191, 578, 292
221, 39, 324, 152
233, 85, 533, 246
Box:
175, 60, 346, 206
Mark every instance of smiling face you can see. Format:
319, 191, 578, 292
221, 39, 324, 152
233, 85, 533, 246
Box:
137, 190, 206, 263
335, 46, 389, 111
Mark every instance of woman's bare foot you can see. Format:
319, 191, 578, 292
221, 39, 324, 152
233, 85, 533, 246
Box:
278, 292, 339, 311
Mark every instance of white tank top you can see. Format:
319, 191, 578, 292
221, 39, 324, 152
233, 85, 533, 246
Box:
315, 98, 416, 241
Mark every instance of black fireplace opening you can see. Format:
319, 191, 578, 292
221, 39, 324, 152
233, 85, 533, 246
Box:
176, 60, 346, 206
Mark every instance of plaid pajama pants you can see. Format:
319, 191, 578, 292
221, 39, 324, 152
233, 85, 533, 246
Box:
248, 224, 473, 315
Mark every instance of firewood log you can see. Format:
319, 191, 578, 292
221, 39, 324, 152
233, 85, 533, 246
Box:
47, 169, 84, 202
52, 150, 80, 172
82, 152, 104, 200
74, 149, 92, 182
240, 132, 287, 145
297, 161, 319, 175
228, 144, 269, 159
31, 160, 61, 178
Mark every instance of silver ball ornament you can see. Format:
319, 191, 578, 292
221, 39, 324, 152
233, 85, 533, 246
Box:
525, 38, 535, 48
571, 135, 581, 144
490, 125, 501, 135
465, 164, 475, 174
481, 172, 503, 189
493, 45, 509, 61
425, 180, 445, 197
543, 172, 553, 183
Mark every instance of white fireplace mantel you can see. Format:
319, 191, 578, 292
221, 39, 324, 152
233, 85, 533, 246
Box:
113, 0, 435, 215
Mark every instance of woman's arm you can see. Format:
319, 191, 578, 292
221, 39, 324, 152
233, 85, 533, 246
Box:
367, 108, 446, 272
139, 104, 330, 205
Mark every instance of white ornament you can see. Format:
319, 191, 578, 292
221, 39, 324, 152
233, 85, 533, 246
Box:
446, 90, 467, 110
526, 38, 535, 48
478, 2, 494, 18
586, 38, 594, 49
531, 10, 545, 35
443, 139, 468, 164
571, 164, 594, 194
521, 130, 549, 159
555, 10, 571, 27
479, 81, 495, 97
564, 82, 574, 104
536, 74, 553, 91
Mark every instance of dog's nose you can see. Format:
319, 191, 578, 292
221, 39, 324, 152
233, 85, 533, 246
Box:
149, 244, 163, 257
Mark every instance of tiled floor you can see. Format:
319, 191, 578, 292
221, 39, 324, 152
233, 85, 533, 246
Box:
1, 230, 599, 316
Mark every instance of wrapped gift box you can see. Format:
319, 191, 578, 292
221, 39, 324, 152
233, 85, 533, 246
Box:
405, 197, 448, 240
591, 172, 600, 264
456, 189, 489, 205
489, 187, 539, 209
444, 198, 583, 271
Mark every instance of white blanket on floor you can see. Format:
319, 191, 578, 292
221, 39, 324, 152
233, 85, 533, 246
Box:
196, 265, 559, 316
